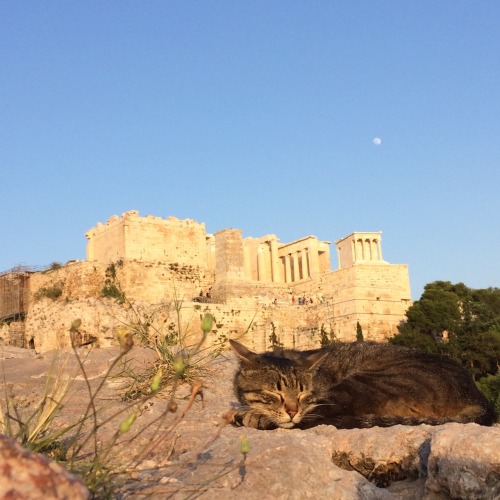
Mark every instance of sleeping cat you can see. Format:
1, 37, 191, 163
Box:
229, 339, 496, 430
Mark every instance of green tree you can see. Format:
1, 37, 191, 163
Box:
391, 281, 500, 380
476, 371, 500, 421
390, 322, 442, 354
404, 284, 461, 340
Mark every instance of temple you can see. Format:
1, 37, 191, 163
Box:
1, 210, 412, 352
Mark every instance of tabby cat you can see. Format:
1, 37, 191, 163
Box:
230, 339, 495, 430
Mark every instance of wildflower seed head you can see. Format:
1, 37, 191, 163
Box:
117, 328, 134, 354
119, 412, 136, 433
240, 434, 250, 455
151, 367, 163, 392
201, 313, 214, 334
173, 355, 185, 377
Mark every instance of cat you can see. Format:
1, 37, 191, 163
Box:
229, 339, 496, 430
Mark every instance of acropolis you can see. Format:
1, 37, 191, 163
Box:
0, 210, 412, 352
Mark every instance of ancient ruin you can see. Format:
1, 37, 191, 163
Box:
0, 210, 412, 352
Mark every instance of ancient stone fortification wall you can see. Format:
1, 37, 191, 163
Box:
290, 263, 411, 342
28, 260, 215, 304
85, 211, 209, 269
29, 261, 107, 301
112, 261, 214, 303
0, 321, 25, 348
24, 296, 324, 353
8, 211, 413, 352
22, 263, 409, 352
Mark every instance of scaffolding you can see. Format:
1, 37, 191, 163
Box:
0, 265, 48, 322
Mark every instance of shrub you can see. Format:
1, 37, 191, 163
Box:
101, 283, 125, 303
101, 261, 125, 303
34, 285, 63, 301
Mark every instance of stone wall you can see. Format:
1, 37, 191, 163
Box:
3, 211, 413, 352
23, 296, 321, 353
27, 260, 214, 304
0, 321, 26, 348
290, 263, 411, 342
23, 260, 410, 352
85, 211, 209, 269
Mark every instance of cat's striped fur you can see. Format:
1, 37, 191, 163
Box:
230, 340, 495, 430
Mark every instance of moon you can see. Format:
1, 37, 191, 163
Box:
373, 137, 382, 145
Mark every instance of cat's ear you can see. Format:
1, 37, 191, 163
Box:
230, 339, 260, 365
300, 351, 329, 372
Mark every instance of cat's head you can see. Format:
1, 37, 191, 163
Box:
230, 340, 326, 429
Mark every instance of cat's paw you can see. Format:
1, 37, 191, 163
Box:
228, 408, 276, 430
222, 408, 251, 427
222, 408, 238, 425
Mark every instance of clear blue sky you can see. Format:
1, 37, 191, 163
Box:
2, 1, 499, 299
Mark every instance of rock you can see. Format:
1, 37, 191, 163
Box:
1, 347, 499, 499
329, 423, 500, 499
425, 423, 500, 499
330, 425, 434, 487
115, 351, 500, 499
0, 434, 89, 500
118, 426, 392, 499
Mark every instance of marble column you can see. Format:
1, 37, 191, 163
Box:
293, 252, 300, 282
284, 254, 291, 283
301, 249, 309, 278
308, 240, 320, 276
257, 246, 265, 281
270, 239, 281, 282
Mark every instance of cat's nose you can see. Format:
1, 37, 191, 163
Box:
285, 403, 298, 418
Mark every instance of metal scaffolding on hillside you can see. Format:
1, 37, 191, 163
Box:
0, 265, 47, 322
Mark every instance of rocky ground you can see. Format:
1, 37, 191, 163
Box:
1, 344, 499, 499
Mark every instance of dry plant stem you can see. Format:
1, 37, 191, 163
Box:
70, 373, 171, 452
180, 380, 203, 419
127, 376, 197, 467
165, 417, 236, 499
0, 405, 4, 435
168, 401, 231, 481
129, 380, 204, 469
68, 344, 127, 464
28, 352, 72, 443
67, 344, 100, 461
66, 372, 181, 469
1, 350, 83, 450
0, 363, 12, 436
127, 388, 181, 466
186, 412, 231, 462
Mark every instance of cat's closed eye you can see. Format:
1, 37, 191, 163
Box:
298, 393, 311, 403
261, 390, 283, 402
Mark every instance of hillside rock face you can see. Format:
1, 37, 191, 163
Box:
23, 296, 319, 353
1, 346, 498, 499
